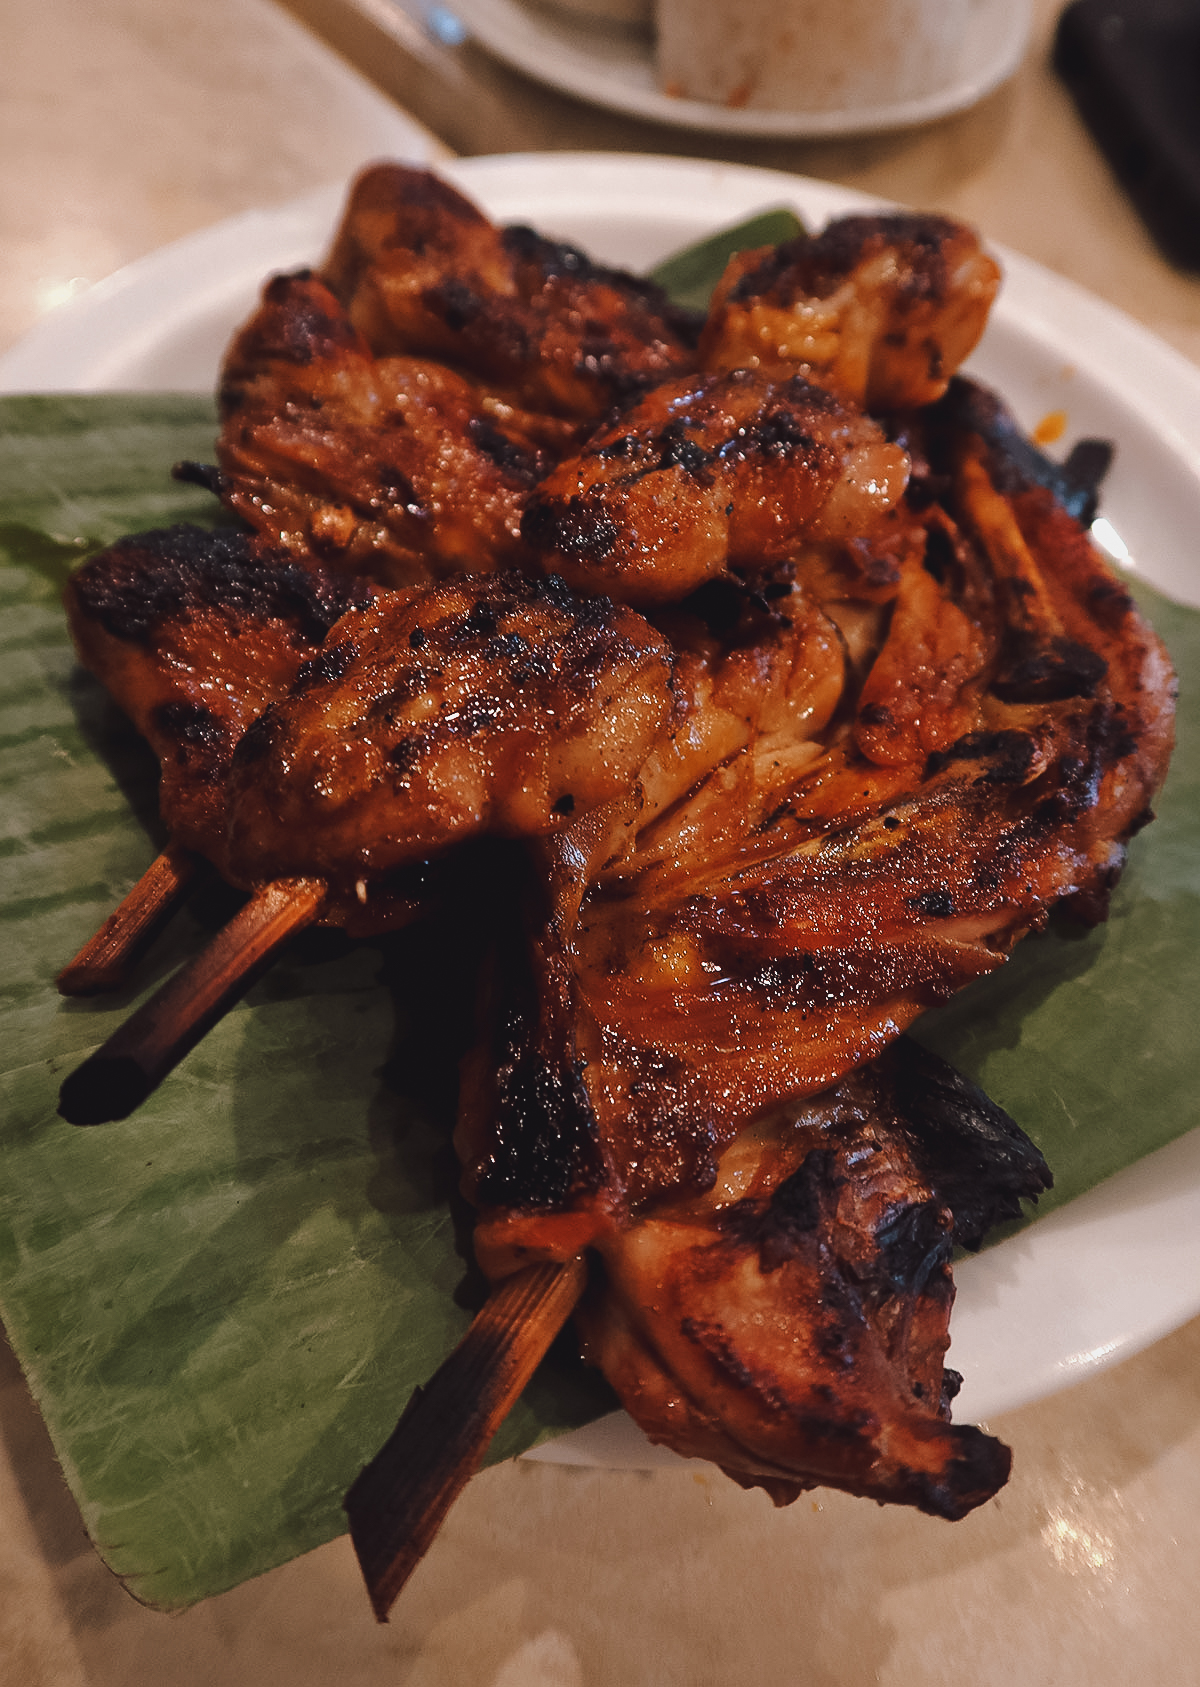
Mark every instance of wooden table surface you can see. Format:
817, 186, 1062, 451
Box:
3, 1, 1200, 1681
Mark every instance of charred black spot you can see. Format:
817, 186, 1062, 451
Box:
171, 460, 226, 495
858, 702, 894, 727
923, 523, 956, 582
874, 1199, 952, 1293
925, 729, 1037, 784
682, 577, 747, 636
477, 1047, 603, 1208
886, 1037, 1052, 1250
387, 737, 422, 775
490, 631, 531, 670
1060, 438, 1115, 526
647, 423, 714, 478
552, 792, 575, 815
68, 525, 372, 647
933, 377, 1113, 525
409, 625, 427, 649
908, 889, 956, 919
457, 704, 501, 735
502, 223, 599, 281
293, 639, 359, 694
905, 1425, 1013, 1521
597, 434, 640, 462
992, 632, 1108, 703
739, 1151, 834, 1271
724, 405, 827, 466
521, 495, 620, 562
231, 712, 276, 767
758, 799, 795, 832
462, 598, 500, 637
371, 466, 421, 514
430, 276, 488, 332
466, 414, 543, 483
151, 700, 225, 755
253, 274, 363, 365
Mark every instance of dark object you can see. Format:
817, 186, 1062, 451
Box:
934, 376, 1113, 526
1054, 0, 1200, 271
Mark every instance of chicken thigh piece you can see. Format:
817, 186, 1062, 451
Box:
700, 212, 1001, 411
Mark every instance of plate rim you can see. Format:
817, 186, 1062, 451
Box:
2, 148, 1198, 1456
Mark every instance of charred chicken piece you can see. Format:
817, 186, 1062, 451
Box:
700, 212, 1001, 410
320, 163, 700, 420
223, 569, 674, 927
521, 368, 910, 606
454, 392, 1173, 1510
215, 271, 578, 586
67, 530, 675, 938
63, 524, 376, 879
577, 1039, 1050, 1517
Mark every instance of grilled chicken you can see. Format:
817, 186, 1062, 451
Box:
65, 528, 675, 934
60, 170, 1176, 1531
576, 1039, 1050, 1517
521, 368, 910, 606
700, 212, 1001, 409
63, 524, 376, 877
321, 163, 701, 419
223, 569, 674, 924
215, 271, 578, 585
454, 391, 1174, 1504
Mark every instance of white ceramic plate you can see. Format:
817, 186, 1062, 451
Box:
3, 152, 1199, 1465
423, 0, 1031, 138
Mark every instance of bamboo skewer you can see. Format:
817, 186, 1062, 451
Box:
344, 1255, 589, 1622
57, 876, 326, 1125
56, 845, 200, 997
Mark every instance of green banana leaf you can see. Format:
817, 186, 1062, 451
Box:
0, 373, 1196, 1612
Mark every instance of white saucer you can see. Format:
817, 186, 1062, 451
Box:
437, 0, 1032, 137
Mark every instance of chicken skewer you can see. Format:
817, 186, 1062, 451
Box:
56, 535, 675, 1121
55, 523, 381, 999
54, 170, 1168, 1593
56, 842, 199, 996
344, 1254, 587, 1621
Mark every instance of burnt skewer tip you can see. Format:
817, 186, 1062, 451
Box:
57, 876, 326, 1125
345, 1255, 588, 1621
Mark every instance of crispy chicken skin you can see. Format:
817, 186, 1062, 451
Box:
521, 368, 910, 606
224, 570, 674, 921
700, 213, 1001, 410
575, 1041, 1049, 1517
67, 532, 675, 935
63, 525, 376, 875
216, 271, 576, 585
321, 163, 700, 419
